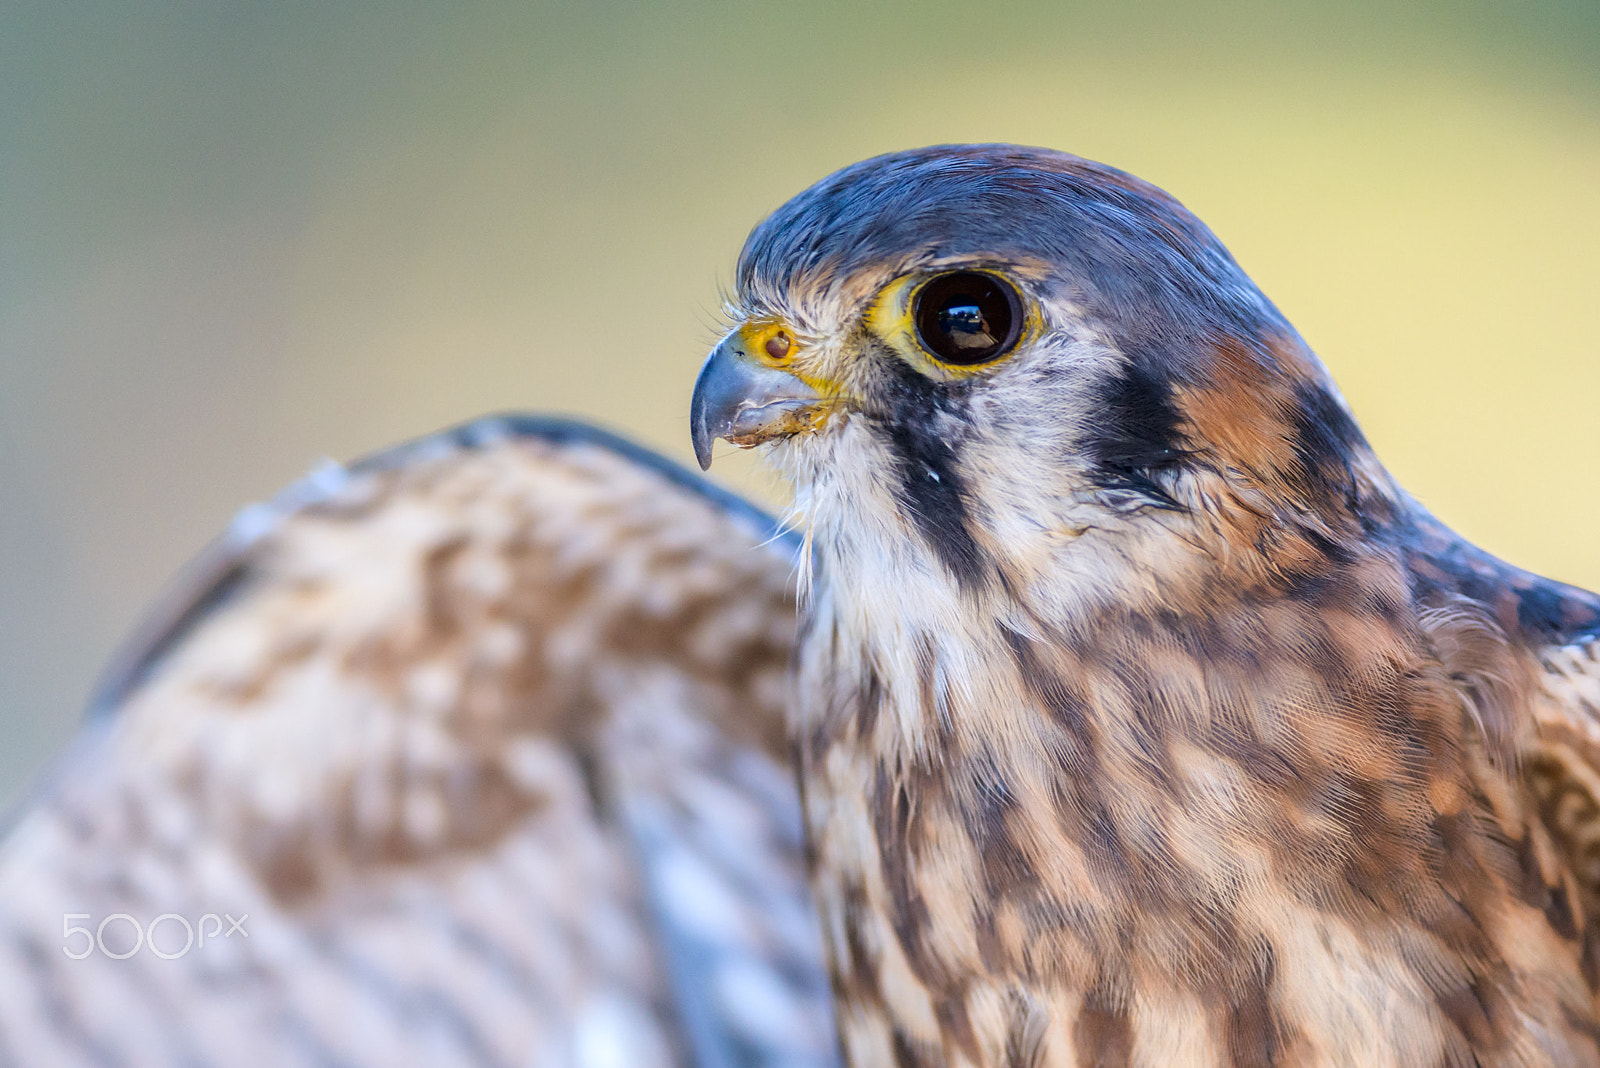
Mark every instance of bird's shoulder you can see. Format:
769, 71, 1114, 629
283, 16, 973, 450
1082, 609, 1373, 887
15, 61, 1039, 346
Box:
1404, 512, 1600, 920
1526, 634, 1600, 916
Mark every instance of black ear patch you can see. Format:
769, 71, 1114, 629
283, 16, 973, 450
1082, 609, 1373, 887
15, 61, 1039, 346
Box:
1082, 357, 1187, 509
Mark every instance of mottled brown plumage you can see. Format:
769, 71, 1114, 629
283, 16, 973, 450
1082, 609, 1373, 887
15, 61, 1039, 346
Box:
0, 418, 834, 1067
695, 145, 1600, 1066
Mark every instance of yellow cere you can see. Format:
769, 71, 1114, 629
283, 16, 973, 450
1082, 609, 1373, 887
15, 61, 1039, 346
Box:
736, 318, 843, 396
740, 319, 798, 367
865, 269, 1040, 380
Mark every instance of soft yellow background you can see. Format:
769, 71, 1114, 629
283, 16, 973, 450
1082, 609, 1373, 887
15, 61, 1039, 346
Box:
2, 2, 1597, 808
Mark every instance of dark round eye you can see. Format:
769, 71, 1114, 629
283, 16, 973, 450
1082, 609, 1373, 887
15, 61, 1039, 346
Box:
913, 271, 1022, 366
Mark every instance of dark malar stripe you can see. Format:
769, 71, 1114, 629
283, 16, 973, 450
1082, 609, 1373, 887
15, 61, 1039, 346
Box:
886, 422, 986, 588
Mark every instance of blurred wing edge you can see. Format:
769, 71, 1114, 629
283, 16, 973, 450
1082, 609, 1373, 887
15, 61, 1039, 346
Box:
85, 412, 798, 723
0, 412, 835, 1068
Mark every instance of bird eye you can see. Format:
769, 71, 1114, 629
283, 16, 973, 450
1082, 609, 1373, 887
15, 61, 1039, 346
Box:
913, 271, 1022, 366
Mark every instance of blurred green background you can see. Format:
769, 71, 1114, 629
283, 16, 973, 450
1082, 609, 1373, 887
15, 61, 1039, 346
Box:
2, 1, 1597, 809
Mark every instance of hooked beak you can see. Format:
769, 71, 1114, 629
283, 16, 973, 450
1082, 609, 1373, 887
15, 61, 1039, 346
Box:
689, 332, 823, 470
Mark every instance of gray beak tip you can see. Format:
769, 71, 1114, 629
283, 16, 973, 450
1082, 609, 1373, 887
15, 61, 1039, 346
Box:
692, 426, 714, 471
689, 333, 821, 474
689, 361, 720, 470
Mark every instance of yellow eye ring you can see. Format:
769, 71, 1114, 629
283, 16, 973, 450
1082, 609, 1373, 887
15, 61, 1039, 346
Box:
866, 268, 1036, 378
912, 271, 1023, 366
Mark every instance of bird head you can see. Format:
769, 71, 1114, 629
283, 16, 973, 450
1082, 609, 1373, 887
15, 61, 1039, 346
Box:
691, 145, 1401, 610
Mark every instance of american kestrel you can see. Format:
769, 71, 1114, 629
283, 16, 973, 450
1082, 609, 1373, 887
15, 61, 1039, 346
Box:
0, 145, 1596, 1068
692, 145, 1600, 1067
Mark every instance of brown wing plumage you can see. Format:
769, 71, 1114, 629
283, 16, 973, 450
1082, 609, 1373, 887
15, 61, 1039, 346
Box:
0, 415, 835, 1068
1527, 634, 1600, 927
1404, 515, 1600, 940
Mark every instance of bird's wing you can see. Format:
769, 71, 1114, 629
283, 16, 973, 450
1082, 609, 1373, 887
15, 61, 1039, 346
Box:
0, 415, 835, 1068
1526, 630, 1600, 922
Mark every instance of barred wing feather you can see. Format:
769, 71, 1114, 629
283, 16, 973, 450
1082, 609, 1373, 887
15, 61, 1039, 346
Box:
0, 416, 835, 1068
